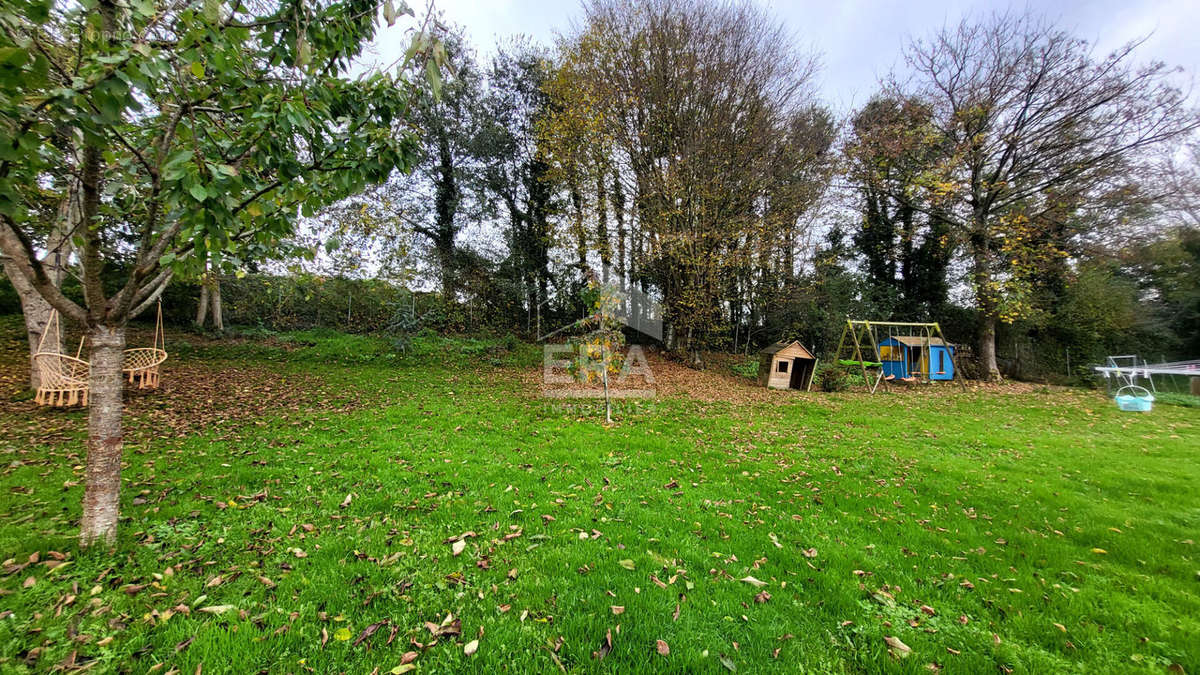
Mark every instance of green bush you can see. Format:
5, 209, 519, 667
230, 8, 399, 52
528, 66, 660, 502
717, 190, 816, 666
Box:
817, 366, 849, 392
728, 358, 759, 380
1156, 392, 1200, 408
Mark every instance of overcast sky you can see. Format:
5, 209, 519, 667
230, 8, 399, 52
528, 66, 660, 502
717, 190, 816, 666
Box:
366, 0, 1199, 113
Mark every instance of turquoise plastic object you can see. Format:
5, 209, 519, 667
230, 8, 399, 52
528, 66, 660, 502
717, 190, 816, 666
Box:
1114, 385, 1154, 412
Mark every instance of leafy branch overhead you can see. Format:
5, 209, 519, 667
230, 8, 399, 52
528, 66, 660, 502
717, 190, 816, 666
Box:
0, 0, 446, 327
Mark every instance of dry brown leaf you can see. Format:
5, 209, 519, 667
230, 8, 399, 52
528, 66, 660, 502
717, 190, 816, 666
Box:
885, 636, 911, 658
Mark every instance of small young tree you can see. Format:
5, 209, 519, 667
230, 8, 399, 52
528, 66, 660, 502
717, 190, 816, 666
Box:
570, 277, 625, 423
0, 0, 440, 546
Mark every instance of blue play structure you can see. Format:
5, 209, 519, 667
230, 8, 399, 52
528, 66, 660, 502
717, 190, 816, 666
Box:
878, 336, 956, 381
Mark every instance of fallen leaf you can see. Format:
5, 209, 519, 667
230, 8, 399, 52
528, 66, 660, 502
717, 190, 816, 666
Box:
340, 493, 353, 509
611, 606, 625, 615
1053, 623, 1066, 633
656, 639, 669, 656
333, 627, 352, 641
452, 540, 466, 556
885, 636, 911, 658
198, 605, 235, 615
400, 651, 418, 664
389, 665, 415, 674
618, 559, 635, 570
1091, 548, 1107, 554
353, 620, 388, 647
739, 576, 767, 588
719, 654, 737, 671
919, 605, 936, 616
754, 591, 771, 603
801, 548, 817, 558
593, 629, 613, 660
464, 639, 479, 656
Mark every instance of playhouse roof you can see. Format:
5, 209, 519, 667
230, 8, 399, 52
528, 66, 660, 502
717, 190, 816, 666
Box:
759, 340, 815, 359
882, 336, 953, 348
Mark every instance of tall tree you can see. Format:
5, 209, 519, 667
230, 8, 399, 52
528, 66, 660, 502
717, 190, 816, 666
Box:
883, 12, 1198, 379
844, 95, 952, 318
0, 0, 436, 545
476, 41, 557, 328
542, 0, 825, 363
404, 24, 482, 300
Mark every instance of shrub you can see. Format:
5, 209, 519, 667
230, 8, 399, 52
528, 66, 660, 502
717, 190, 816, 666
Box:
818, 366, 849, 392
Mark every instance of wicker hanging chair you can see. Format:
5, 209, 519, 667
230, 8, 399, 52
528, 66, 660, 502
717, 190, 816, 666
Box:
122, 302, 168, 389
33, 311, 90, 407
33, 303, 169, 407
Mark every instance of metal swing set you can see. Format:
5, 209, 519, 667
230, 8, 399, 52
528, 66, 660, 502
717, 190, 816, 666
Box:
833, 319, 966, 394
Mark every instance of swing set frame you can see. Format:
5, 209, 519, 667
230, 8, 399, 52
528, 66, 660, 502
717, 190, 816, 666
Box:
833, 319, 966, 393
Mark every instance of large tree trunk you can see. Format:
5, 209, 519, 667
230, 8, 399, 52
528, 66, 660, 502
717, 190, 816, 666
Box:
79, 325, 126, 547
970, 223, 1002, 381
2, 258, 61, 389
210, 277, 224, 331
2, 225, 73, 388
195, 279, 210, 328
977, 314, 1000, 381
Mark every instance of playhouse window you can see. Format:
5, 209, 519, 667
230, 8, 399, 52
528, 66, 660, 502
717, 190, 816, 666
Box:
777, 360, 789, 373
939, 350, 946, 373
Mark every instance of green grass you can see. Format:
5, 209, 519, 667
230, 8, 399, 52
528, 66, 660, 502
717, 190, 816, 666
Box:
0, 321, 1197, 673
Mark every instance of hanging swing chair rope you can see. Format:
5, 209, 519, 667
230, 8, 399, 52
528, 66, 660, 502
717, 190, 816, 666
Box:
122, 300, 168, 389
33, 310, 90, 407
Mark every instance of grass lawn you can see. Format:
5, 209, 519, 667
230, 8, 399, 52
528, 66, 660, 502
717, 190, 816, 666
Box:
0, 315, 1197, 673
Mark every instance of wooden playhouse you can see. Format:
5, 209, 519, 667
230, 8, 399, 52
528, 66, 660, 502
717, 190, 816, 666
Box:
878, 336, 956, 381
758, 340, 818, 390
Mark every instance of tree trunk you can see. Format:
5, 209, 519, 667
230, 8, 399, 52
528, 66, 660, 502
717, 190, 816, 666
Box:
978, 313, 1000, 381
971, 230, 1002, 381
79, 324, 126, 547
210, 277, 224, 331
571, 184, 587, 273
437, 245, 455, 301
613, 168, 626, 292
195, 280, 210, 328
2, 258, 62, 389
3, 222, 74, 389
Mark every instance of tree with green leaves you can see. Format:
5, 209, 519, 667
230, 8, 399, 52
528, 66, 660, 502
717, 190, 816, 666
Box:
0, 0, 440, 545
844, 95, 953, 319
475, 40, 557, 332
